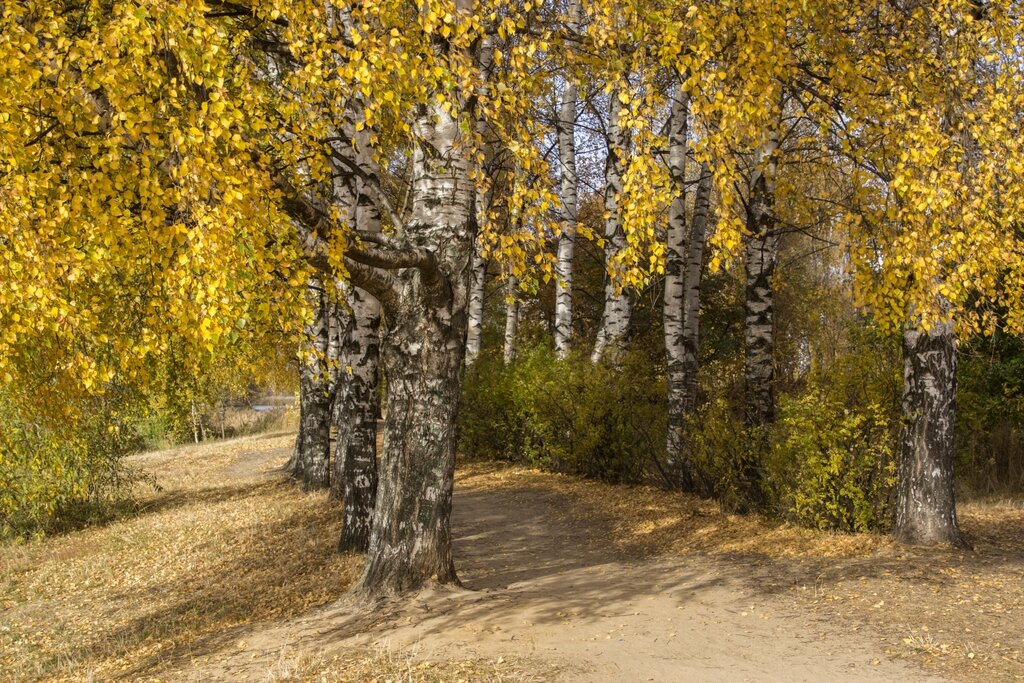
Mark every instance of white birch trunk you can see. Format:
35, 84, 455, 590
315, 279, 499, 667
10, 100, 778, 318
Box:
738, 137, 779, 510
503, 275, 519, 365
664, 86, 714, 490
895, 319, 968, 547
553, 0, 580, 359
591, 94, 632, 364
354, 75, 476, 597
294, 277, 334, 491
681, 167, 712, 411
464, 33, 495, 368
331, 127, 382, 553
743, 139, 779, 429
465, 248, 487, 366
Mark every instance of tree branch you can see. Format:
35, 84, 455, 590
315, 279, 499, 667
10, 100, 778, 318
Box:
327, 140, 406, 232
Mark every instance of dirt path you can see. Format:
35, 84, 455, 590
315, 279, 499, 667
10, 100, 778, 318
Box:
185, 461, 949, 682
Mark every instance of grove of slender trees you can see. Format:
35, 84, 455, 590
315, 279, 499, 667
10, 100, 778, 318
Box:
4, 0, 1024, 597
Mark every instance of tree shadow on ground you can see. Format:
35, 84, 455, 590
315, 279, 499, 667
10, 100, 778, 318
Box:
86, 467, 1023, 681
33, 474, 356, 681
302, 480, 1024, 669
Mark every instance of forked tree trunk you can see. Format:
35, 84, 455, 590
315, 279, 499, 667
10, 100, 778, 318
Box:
353, 98, 474, 598
503, 275, 519, 365
591, 93, 633, 364
294, 278, 334, 491
664, 84, 714, 490
895, 321, 968, 548
553, 0, 580, 359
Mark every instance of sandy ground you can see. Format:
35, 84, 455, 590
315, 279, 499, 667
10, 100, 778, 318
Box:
13, 436, 1016, 682
178, 445, 949, 683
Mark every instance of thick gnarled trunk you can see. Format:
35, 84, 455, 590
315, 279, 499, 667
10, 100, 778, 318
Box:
354, 101, 474, 598
553, 0, 580, 359
331, 138, 382, 553
592, 94, 632, 364
895, 321, 967, 548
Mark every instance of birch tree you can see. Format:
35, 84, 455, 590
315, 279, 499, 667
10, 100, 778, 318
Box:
290, 281, 335, 491
553, 0, 582, 359
663, 78, 712, 490
591, 92, 633, 363
328, 126, 383, 553
742, 136, 780, 432
464, 251, 488, 366
503, 276, 520, 365
790, 0, 1024, 546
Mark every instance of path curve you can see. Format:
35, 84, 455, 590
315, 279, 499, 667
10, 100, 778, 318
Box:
185, 450, 949, 682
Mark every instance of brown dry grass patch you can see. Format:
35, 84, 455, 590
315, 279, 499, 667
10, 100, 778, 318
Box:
1, 434, 360, 682
457, 461, 889, 559
261, 647, 556, 683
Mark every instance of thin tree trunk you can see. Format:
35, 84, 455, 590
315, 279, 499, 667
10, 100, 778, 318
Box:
353, 90, 474, 599
464, 32, 496, 369
294, 277, 333, 491
681, 169, 712, 417
503, 275, 519, 365
664, 86, 713, 490
190, 401, 201, 444
592, 93, 632, 364
895, 320, 968, 548
738, 139, 779, 510
554, 0, 580, 359
465, 248, 487, 366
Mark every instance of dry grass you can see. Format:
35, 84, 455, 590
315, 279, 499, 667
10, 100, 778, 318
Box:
261, 646, 555, 683
0, 434, 360, 682
813, 503, 1024, 682
5, 445, 1023, 682
457, 461, 889, 559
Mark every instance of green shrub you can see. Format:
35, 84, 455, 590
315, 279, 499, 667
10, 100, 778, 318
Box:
684, 395, 760, 507
461, 326, 902, 531
459, 343, 665, 484
0, 390, 144, 540
766, 390, 897, 532
956, 333, 1024, 496
135, 409, 176, 451
683, 389, 897, 530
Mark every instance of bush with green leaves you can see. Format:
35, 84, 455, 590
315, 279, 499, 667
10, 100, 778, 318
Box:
0, 390, 144, 540
688, 332, 898, 529
766, 390, 897, 532
956, 332, 1024, 496
459, 343, 665, 484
